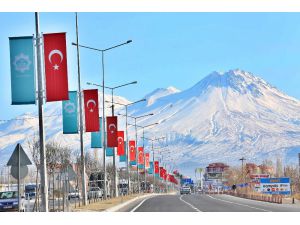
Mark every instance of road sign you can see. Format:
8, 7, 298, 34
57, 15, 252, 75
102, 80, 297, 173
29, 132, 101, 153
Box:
260, 177, 291, 195
6, 143, 32, 212
7, 143, 32, 166
11, 165, 28, 179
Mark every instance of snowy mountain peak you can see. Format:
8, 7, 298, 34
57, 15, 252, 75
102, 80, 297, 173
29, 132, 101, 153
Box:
189, 69, 276, 98
145, 86, 180, 106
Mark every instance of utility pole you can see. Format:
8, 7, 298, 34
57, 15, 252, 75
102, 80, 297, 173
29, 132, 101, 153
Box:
239, 157, 246, 184
35, 12, 48, 212
75, 12, 87, 206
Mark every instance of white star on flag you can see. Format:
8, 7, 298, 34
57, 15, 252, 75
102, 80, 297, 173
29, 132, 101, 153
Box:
53, 64, 59, 70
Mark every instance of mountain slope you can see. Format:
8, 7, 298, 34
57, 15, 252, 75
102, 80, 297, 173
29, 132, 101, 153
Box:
1, 69, 300, 175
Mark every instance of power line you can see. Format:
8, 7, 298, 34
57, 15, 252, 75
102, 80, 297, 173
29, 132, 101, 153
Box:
0, 114, 62, 122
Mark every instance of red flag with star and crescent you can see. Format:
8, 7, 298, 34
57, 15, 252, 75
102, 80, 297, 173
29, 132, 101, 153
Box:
43, 33, 69, 102
83, 89, 99, 132
154, 161, 159, 174
145, 153, 150, 169
117, 131, 125, 156
129, 140, 136, 162
138, 147, 144, 165
106, 116, 118, 147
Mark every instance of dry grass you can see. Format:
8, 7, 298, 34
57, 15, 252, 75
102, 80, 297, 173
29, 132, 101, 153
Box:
293, 193, 300, 201
71, 194, 142, 212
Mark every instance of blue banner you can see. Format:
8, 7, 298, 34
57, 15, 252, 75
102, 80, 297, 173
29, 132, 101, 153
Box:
260, 177, 291, 195
260, 177, 290, 183
138, 164, 144, 169
148, 162, 153, 174
9, 36, 36, 105
62, 91, 78, 134
119, 154, 126, 162
130, 161, 136, 166
91, 118, 102, 148
106, 147, 114, 157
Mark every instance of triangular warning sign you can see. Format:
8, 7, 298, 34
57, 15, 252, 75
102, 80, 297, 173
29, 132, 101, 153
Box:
7, 143, 32, 166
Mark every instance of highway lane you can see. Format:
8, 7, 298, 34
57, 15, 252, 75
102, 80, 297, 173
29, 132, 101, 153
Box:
120, 194, 300, 212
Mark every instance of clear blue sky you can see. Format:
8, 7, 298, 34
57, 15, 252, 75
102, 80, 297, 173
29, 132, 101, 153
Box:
1, 12, 300, 120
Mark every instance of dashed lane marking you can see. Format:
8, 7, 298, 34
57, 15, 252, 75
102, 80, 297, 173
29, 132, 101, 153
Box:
179, 195, 202, 212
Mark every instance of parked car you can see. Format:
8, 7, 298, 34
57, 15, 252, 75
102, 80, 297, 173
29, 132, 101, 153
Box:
25, 184, 38, 200
180, 186, 191, 195
0, 191, 25, 212
87, 187, 103, 200
68, 189, 81, 200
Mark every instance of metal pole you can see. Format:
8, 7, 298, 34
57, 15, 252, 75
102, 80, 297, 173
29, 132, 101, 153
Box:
35, 12, 48, 212
135, 118, 139, 193
143, 128, 146, 192
102, 51, 107, 199
125, 106, 130, 194
152, 141, 155, 193
75, 12, 87, 206
111, 89, 118, 197
18, 144, 20, 212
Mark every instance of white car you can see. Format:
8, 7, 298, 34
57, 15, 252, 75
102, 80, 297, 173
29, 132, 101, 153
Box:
88, 187, 103, 199
68, 189, 81, 200
180, 186, 191, 195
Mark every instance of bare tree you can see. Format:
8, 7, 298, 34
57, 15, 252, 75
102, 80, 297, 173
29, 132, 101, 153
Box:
26, 134, 40, 211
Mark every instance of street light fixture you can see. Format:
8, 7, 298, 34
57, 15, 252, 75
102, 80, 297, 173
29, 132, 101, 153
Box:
118, 112, 155, 193
106, 99, 146, 194
143, 136, 166, 193
72, 39, 132, 199
87, 81, 137, 197
128, 122, 159, 192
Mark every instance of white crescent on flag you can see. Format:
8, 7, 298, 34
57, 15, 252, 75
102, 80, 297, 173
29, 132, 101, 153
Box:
49, 49, 63, 64
87, 99, 96, 112
108, 124, 117, 134
49, 49, 64, 70
118, 137, 123, 144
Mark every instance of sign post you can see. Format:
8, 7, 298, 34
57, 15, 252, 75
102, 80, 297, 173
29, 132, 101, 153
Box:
7, 143, 32, 211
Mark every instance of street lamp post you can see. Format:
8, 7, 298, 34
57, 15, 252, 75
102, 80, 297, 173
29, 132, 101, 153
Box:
128, 123, 159, 192
107, 99, 146, 194
87, 81, 137, 198
118, 113, 154, 193
72, 40, 132, 199
143, 137, 166, 193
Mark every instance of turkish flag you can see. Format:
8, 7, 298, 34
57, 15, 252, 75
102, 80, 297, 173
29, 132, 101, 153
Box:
129, 140, 136, 162
154, 161, 159, 174
159, 167, 164, 178
83, 89, 99, 132
43, 33, 69, 102
106, 116, 118, 147
117, 131, 125, 156
145, 153, 150, 169
138, 147, 144, 165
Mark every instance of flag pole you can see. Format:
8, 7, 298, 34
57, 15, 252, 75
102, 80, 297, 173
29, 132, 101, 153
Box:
35, 12, 48, 212
75, 12, 87, 206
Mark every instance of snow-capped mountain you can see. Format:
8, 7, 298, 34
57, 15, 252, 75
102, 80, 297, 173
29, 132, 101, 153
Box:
1, 69, 300, 175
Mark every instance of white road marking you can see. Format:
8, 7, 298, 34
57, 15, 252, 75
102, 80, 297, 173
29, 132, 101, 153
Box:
207, 195, 272, 212
179, 195, 202, 212
130, 195, 156, 212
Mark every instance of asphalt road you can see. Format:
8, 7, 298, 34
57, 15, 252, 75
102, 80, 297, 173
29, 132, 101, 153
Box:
119, 194, 300, 212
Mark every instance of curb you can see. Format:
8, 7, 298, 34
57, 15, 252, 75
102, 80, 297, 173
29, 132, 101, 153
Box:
104, 193, 161, 212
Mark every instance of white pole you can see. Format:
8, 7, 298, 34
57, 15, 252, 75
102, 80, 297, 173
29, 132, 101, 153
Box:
75, 12, 87, 206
